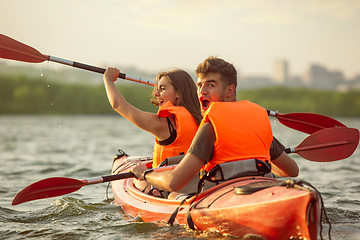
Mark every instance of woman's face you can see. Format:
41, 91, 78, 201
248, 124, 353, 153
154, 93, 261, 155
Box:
154, 76, 179, 106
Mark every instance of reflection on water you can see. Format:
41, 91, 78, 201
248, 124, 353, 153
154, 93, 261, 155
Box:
0, 115, 359, 239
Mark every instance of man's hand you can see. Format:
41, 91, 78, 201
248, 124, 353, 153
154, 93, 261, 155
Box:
130, 163, 149, 181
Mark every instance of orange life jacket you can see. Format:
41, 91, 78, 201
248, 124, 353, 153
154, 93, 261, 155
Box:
152, 102, 198, 168
200, 100, 273, 172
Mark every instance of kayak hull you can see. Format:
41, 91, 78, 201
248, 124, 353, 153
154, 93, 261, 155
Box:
111, 154, 320, 240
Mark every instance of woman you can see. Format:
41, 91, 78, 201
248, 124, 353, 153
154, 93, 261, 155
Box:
103, 67, 202, 168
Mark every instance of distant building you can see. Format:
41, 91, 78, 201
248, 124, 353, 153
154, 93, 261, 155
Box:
304, 64, 326, 87
283, 76, 305, 88
273, 60, 288, 84
239, 76, 275, 89
304, 64, 345, 90
332, 71, 345, 86
348, 74, 360, 90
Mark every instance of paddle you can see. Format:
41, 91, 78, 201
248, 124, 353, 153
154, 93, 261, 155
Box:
267, 110, 346, 134
12, 127, 358, 205
284, 127, 359, 162
12, 164, 177, 206
11, 175, 131, 206
0, 34, 155, 86
0, 34, 347, 134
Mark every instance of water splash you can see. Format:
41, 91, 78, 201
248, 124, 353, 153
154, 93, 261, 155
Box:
272, 118, 281, 138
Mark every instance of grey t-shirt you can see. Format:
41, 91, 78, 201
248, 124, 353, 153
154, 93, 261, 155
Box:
187, 122, 285, 163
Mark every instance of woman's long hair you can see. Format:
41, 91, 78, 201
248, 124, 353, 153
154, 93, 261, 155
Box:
151, 69, 202, 125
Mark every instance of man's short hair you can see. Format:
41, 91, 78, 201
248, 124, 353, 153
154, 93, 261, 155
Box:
195, 56, 237, 89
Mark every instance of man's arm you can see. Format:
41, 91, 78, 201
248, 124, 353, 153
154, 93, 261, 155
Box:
131, 153, 205, 192
130, 123, 215, 191
271, 152, 299, 177
270, 136, 299, 177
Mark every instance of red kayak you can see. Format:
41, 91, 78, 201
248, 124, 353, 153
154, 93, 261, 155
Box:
111, 153, 321, 240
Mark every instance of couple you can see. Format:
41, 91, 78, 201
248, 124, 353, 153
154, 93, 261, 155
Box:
103, 56, 299, 197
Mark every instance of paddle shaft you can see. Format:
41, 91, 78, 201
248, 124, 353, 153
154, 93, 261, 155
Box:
285, 141, 352, 154
89, 164, 177, 184
0, 34, 155, 86
85, 172, 135, 185
48, 55, 155, 86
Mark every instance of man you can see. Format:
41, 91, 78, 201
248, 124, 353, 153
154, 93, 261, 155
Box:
131, 56, 299, 192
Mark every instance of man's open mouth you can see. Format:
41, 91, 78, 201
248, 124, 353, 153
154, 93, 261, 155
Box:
200, 98, 210, 110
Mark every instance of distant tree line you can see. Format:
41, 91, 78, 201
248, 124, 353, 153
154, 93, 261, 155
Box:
0, 74, 157, 114
238, 86, 360, 117
1, 74, 360, 117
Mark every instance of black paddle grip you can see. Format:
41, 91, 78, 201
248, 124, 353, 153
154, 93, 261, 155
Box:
72, 62, 126, 79
102, 172, 135, 183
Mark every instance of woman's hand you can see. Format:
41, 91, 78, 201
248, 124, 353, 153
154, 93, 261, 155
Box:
104, 67, 120, 82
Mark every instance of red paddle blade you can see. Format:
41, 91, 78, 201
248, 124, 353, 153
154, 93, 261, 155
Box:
276, 112, 346, 134
0, 34, 48, 63
295, 127, 359, 162
12, 177, 86, 205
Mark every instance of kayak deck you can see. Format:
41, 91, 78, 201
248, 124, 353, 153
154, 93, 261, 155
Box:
111, 154, 320, 240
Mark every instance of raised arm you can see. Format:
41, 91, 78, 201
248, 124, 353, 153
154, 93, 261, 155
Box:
103, 67, 168, 138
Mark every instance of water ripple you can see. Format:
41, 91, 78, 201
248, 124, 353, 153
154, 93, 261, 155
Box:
1, 115, 359, 239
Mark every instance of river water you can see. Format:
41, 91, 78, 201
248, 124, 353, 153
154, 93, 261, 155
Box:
0, 115, 359, 240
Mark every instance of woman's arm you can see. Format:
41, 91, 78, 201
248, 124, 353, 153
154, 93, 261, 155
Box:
103, 67, 169, 139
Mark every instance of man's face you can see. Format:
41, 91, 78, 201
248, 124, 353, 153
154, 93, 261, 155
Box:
196, 72, 226, 111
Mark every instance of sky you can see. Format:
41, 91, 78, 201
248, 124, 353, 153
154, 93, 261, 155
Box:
1, 0, 360, 79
